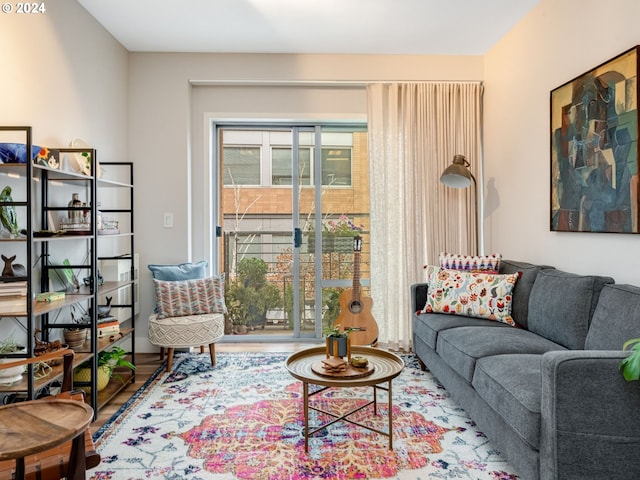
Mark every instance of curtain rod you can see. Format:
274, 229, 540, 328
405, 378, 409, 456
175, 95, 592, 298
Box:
190, 79, 483, 87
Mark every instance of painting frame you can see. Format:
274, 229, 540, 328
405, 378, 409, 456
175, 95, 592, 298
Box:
550, 45, 640, 233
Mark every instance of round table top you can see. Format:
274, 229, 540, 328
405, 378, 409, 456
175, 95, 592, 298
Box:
0, 399, 94, 460
286, 346, 404, 387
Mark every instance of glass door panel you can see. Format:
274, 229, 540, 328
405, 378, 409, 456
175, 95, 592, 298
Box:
312, 129, 370, 337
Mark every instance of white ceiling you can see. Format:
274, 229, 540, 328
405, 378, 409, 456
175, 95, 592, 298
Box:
77, 0, 540, 55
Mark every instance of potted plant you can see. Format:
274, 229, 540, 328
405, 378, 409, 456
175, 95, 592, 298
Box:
620, 337, 640, 381
224, 282, 250, 333
0, 337, 26, 383
224, 258, 281, 333
74, 346, 135, 392
323, 324, 357, 358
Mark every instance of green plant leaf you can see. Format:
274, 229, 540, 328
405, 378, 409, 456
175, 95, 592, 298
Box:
620, 354, 640, 381
622, 337, 640, 351
620, 338, 640, 381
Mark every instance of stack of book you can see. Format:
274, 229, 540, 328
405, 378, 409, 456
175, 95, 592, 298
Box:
0, 281, 27, 297
0, 281, 27, 315
97, 316, 120, 337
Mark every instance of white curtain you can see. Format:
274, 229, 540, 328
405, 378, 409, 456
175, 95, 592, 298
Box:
367, 82, 483, 351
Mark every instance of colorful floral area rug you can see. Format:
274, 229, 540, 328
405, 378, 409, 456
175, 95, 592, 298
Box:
93, 351, 519, 480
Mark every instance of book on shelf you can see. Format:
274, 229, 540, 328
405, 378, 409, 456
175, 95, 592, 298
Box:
0, 281, 27, 296
35, 291, 66, 302
98, 326, 120, 337
97, 316, 118, 327
0, 295, 27, 314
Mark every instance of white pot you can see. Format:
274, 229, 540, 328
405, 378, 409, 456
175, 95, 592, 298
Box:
0, 347, 26, 384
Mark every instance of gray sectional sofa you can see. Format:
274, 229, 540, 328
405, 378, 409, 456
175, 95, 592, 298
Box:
411, 259, 640, 480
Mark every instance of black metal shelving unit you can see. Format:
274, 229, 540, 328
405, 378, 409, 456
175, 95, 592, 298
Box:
0, 128, 136, 419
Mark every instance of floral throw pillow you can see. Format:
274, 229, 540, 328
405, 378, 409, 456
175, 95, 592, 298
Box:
422, 267, 519, 326
154, 275, 226, 319
439, 252, 502, 273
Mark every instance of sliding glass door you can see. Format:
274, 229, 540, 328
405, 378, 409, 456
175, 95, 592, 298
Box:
214, 123, 369, 340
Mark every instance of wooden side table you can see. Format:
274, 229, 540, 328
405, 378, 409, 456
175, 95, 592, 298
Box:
0, 399, 94, 480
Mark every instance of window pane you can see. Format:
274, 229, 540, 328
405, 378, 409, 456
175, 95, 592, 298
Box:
223, 146, 261, 185
322, 148, 351, 186
272, 147, 311, 185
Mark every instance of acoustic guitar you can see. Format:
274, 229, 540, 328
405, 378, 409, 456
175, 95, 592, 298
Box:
334, 235, 379, 345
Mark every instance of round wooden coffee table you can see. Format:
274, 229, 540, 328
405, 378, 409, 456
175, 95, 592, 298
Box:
286, 345, 404, 452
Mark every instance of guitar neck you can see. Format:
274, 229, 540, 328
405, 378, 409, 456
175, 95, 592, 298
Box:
352, 251, 361, 301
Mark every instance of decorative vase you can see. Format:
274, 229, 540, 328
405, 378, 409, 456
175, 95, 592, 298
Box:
64, 328, 87, 348
73, 364, 111, 393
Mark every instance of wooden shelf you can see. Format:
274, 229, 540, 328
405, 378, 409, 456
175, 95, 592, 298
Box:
0, 291, 96, 318
34, 291, 93, 316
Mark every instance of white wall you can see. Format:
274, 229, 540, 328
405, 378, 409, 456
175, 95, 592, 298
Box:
0, 1, 128, 156
484, 0, 640, 284
0, 1, 128, 341
129, 53, 483, 350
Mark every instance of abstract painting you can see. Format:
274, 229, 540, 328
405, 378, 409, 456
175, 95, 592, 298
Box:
551, 46, 639, 233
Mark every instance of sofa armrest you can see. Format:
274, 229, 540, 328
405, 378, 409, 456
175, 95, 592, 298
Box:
540, 350, 640, 480
410, 283, 428, 313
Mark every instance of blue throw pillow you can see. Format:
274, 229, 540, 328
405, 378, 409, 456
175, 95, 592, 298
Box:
148, 260, 208, 281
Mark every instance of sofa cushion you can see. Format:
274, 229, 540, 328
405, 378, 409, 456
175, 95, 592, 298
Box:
473, 354, 543, 449
498, 260, 552, 329
585, 284, 640, 350
423, 267, 519, 326
528, 270, 614, 349
439, 252, 502, 273
413, 312, 510, 349
436, 326, 566, 382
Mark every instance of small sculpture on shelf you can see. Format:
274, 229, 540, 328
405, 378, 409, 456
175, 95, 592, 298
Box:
34, 329, 63, 358
1, 254, 26, 278
96, 296, 112, 318
82, 271, 104, 288
0, 186, 19, 238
